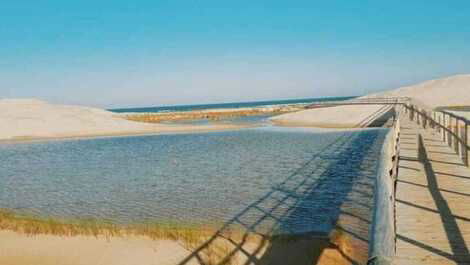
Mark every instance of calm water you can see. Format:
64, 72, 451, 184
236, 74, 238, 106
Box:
109, 96, 355, 113
0, 127, 386, 235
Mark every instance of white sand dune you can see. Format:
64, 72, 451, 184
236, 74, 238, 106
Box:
270, 105, 392, 128
0, 99, 246, 141
365, 74, 470, 108
272, 74, 470, 128
3, 74, 469, 139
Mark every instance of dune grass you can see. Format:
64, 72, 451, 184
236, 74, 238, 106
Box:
0, 208, 261, 264
123, 109, 294, 124
0, 209, 219, 247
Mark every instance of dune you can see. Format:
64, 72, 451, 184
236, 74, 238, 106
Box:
0, 99, 248, 141
270, 104, 393, 128
365, 74, 470, 108
272, 74, 470, 128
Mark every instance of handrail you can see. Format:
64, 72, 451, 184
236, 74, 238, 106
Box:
368, 105, 402, 265
309, 97, 469, 167
367, 100, 470, 265
405, 104, 469, 167
441, 110, 470, 125
367, 100, 469, 265
306, 97, 412, 108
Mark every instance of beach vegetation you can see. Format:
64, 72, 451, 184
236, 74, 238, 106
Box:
0, 209, 214, 247
0, 209, 256, 263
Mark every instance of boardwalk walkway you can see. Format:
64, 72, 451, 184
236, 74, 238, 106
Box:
394, 115, 470, 264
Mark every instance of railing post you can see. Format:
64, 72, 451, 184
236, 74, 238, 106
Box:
424, 111, 427, 129
417, 108, 420, 125
422, 111, 426, 129
448, 115, 453, 147
439, 112, 446, 142
455, 119, 460, 155
436, 115, 442, 133
461, 121, 468, 166
465, 123, 469, 167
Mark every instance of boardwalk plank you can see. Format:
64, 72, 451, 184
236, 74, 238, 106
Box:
394, 117, 470, 265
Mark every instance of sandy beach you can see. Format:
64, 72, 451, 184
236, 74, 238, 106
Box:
4, 74, 469, 141
0, 99, 254, 142
364, 74, 470, 108
270, 104, 393, 128
0, 230, 195, 265
271, 74, 470, 129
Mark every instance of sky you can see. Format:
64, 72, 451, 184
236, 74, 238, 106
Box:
1, 1, 470, 108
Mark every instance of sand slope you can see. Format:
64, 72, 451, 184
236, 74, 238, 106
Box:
271, 74, 470, 127
365, 74, 470, 108
0, 99, 245, 141
270, 104, 392, 128
3, 74, 469, 139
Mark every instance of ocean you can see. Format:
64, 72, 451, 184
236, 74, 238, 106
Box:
109, 96, 355, 113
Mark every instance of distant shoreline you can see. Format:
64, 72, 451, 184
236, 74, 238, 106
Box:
0, 97, 356, 142
109, 96, 356, 113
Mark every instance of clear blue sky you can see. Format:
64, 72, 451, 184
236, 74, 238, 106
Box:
1, 1, 470, 107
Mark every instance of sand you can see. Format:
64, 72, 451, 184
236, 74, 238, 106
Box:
364, 74, 470, 108
0, 230, 361, 265
270, 104, 393, 128
3, 74, 469, 140
0, 99, 249, 141
0, 230, 196, 265
271, 74, 470, 128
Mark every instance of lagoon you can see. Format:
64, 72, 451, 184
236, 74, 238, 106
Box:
0, 126, 387, 236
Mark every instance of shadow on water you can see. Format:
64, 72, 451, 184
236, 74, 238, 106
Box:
177, 129, 385, 265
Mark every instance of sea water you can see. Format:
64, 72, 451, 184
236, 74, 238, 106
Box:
109, 96, 354, 113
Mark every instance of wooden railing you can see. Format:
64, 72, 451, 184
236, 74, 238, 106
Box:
369, 101, 470, 265
405, 104, 470, 167
368, 105, 402, 265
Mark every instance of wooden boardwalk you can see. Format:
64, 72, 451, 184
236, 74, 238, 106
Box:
394, 116, 470, 264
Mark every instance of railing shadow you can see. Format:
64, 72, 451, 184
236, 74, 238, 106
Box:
406, 105, 469, 167
417, 134, 470, 263
397, 179, 470, 197
177, 129, 385, 265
